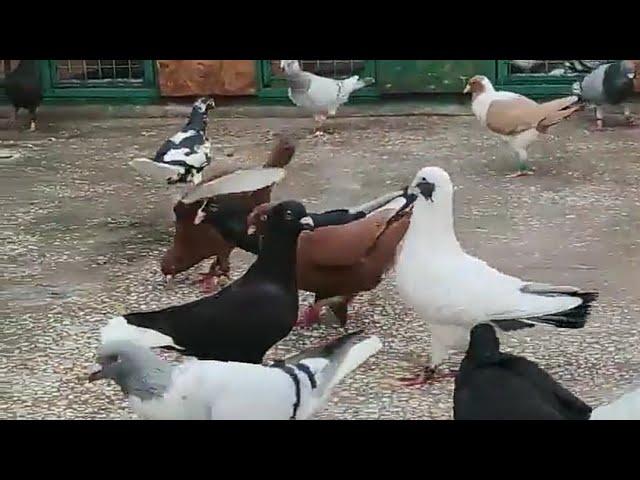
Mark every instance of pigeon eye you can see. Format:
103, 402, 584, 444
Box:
284, 211, 294, 220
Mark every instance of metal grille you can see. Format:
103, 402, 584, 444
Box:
508, 60, 612, 76
273, 60, 367, 79
0, 60, 20, 79
54, 60, 144, 85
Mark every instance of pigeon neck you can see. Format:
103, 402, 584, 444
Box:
409, 196, 461, 253
250, 230, 299, 285
116, 356, 173, 401
186, 110, 207, 131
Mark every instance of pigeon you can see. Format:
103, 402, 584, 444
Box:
88, 331, 382, 420
1, 60, 43, 131
279, 60, 375, 136
510, 60, 546, 74
572, 60, 637, 130
100, 200, 314, 363
464, 75, 582, 177
161, 134, 296, 291
200, 189, 415, 327
395, 166, 597, 386
130, 97, 215, 185
454, 323, 640, 420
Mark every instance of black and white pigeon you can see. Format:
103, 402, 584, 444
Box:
130, 97, 215, 185
193, 189, 409, 255
394, 166, 597, 385
100, 200, 314, 363
279, 60, 375, 135
88, 331, 382, 420
454, 323, 640, 420
572, 60, 637, 129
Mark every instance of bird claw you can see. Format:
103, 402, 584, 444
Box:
295, 306, 321, 329
505, 169, 535, 179
394, 367, 457, 387
198, 274, 219, 294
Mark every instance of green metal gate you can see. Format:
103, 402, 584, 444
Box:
495, 60, 613, 97
42, 60, 158, 102
257, 60, 378, 100
1, 60, 159, 103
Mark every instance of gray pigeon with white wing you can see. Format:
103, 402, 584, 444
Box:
88, 330, 381, 420
572, 60, 637, 129
279, 60, 375, 136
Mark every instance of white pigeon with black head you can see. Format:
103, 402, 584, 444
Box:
394, 166, 597, 386
88, 330, 382, 420
572, 60, 637, 130
279, 60, 375, 135
130, 97, 215, 185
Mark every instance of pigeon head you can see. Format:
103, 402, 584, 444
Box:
408, 166, 453, 205
89, 341, 155, 384
463, 75, 494, 96
620, 60, 636, 80
252, 200, 314, 236
467, 323, 501, 361
194, 97, 215, 113
280, 60, 301, 74
88, 341, 172, 400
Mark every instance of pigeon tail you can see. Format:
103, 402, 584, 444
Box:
263, 135, 297, 168
591, 385, 640, 420
536, 96, 583, 133
100, 316, 182, 350
283, 330, 382, 397
342, 75, 375, 95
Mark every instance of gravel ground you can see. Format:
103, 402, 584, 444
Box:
1, 112, 639, 419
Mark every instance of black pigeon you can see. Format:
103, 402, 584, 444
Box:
129, 97, 215, 185
453, 323, 593, 420
2, 60, 43, 131
100, 200, 314, 363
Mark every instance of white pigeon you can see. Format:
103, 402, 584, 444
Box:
279, 60, 375, 136
88, 331, 382, 420
395, 166, 597, 385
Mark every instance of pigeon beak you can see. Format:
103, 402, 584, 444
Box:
164, 275, 175, 287
627, 72, 636, 79
463, 84, 471, 94
88, 364, 104, 383
416, 180, 436, 202
247, 225, 257, 235
299, 216, 315, 231
194, 208, 206, 225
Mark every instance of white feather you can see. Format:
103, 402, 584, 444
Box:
590, 386, 640, 420
169, 130, 198, 144
100, 316, 182, 350
396, 167, 587, 365
129, 158, 183, 182
181, 167, 286, 204
120, 335, 381, 420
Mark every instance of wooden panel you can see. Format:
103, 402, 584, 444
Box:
157, 60, 256, 97
377, 61, 496, 94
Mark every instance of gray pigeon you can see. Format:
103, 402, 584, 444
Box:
88, 331, 382, 420
572, 60, 637, 129
279, 60, 375, 135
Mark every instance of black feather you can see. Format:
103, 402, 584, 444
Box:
3, 60, 43, 123
122, 201, 309, 363
454, 323, 593, 420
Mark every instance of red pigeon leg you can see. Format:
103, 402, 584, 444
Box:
396, 366, 458, 387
